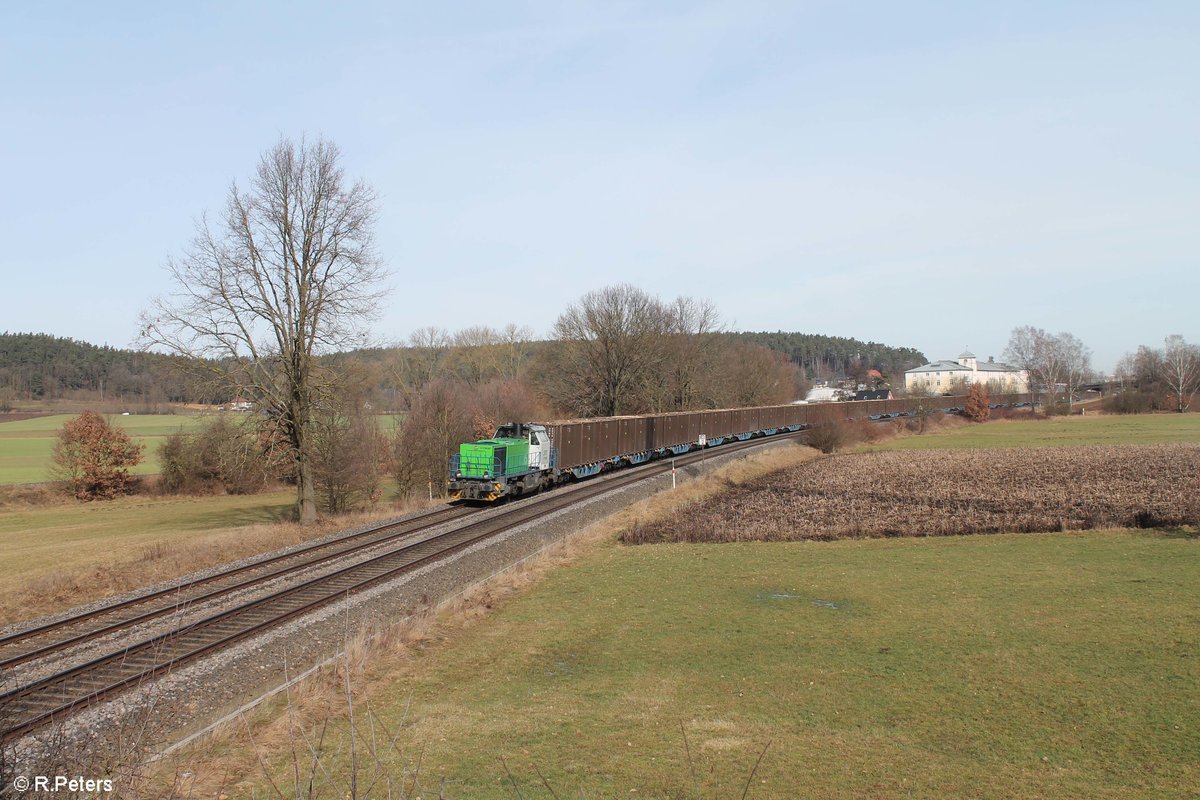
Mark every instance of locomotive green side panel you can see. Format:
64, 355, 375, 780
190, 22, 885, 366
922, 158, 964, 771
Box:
457, 437, 531, 478
458, 441, 496, 478
491, 437, 529, 475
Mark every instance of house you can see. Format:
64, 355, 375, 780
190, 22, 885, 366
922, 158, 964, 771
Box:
904, 350, 1027, 393
854, 389, 894, 401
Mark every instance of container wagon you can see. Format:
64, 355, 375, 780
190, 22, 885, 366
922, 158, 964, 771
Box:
448, 394, 1026, 501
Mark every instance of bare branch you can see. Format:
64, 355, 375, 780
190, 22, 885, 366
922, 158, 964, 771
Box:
139, 136, 387, 523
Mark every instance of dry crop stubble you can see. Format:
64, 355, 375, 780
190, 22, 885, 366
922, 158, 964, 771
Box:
623, 444, 1200, 543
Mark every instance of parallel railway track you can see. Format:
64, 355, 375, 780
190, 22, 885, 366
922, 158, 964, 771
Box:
0, 503, 478, 671
0, 432, 801, 742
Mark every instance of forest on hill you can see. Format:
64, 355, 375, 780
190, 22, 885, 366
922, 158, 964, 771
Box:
734, 331, 926, 382
0, 333, 204, 406
0, 329, 925, 409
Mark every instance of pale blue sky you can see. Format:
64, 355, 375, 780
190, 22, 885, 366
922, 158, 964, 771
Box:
2, 1, 1196, 371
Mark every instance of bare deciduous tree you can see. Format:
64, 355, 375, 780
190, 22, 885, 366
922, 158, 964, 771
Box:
141, 137, 386, 523
449, 325, 502, 384
310, 398, 386, 514
392, 378, 473, 498
547, 284, 673, 416
905, 382, 938, 434
497, 323, 536, 380
713, 340, 798, 407
1003, 325, 1045, 406
1054, 332, 1092, 410
1004, 326, 1092, 411
1161, 334, 1200, 413
663, 297, 723, 411
392, 326, 452, 406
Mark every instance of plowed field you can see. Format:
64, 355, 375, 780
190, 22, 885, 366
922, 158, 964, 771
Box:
624, 444, 1200, 543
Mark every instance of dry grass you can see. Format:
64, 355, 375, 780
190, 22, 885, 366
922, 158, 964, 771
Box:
624, 444, 1200, 543
0, 482, 64, 511
615, 442, 822, 532
807, 410, 980, 453
0, 497, 442, 625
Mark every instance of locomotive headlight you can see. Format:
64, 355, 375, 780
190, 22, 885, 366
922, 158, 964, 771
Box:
483, 470, 490, 478
455, 470, 461, 478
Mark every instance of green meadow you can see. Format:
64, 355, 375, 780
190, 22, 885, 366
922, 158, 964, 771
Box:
0, 413, 209, 484
861, 412, 1200, 450
0, 490, 294, 588
238, 530, 1199, 799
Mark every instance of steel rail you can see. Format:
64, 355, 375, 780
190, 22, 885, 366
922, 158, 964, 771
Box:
0, 505, 478, 671
0, 504, 473, 649
0, 431, 801, 742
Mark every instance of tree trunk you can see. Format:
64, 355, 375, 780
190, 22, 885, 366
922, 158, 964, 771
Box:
290, 403, 318, 524
296, 457, 318, 524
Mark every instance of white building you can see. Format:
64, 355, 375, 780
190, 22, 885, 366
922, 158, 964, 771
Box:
905, 350, 1028, 393
800, 385, 847, 403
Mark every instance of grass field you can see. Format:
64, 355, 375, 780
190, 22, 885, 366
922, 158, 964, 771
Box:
0, 489, 297, 623
0, 412, 409, 485
861, 412, 1200, 450
0, 413, 209, 484
210, 529, 1198, 799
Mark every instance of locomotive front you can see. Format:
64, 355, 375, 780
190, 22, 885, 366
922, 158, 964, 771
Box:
448, 423, 555, 501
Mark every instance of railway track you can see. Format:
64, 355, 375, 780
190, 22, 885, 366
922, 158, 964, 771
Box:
0, 432, 801, 742
0, 503, 478, 671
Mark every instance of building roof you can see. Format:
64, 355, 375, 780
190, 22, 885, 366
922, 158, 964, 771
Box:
907, 357, 1023, 376
804, 386, 843, 402
906, 360, 971, 375
958, 349, 976, 359
854, 389, 893, 401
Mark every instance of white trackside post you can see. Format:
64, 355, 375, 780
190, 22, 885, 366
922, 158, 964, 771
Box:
671, 458, 676, 489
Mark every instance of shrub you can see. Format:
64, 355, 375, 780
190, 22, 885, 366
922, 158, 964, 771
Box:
158, 415, 272, 495
904, 409, 943, 433
393, 379, 474, 499
990, 406, 1039, 421
964, 384, 990, 422
310, 404, 387, 514
806, 422, 844, 454
1103, 391, 1159, 414
849, 418, 894, 444
52, 411, 144, 500
1045, 401, 1072, 416
805, 407, 851, 453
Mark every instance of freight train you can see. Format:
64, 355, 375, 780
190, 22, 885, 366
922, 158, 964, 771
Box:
447, 394, 1026, 501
